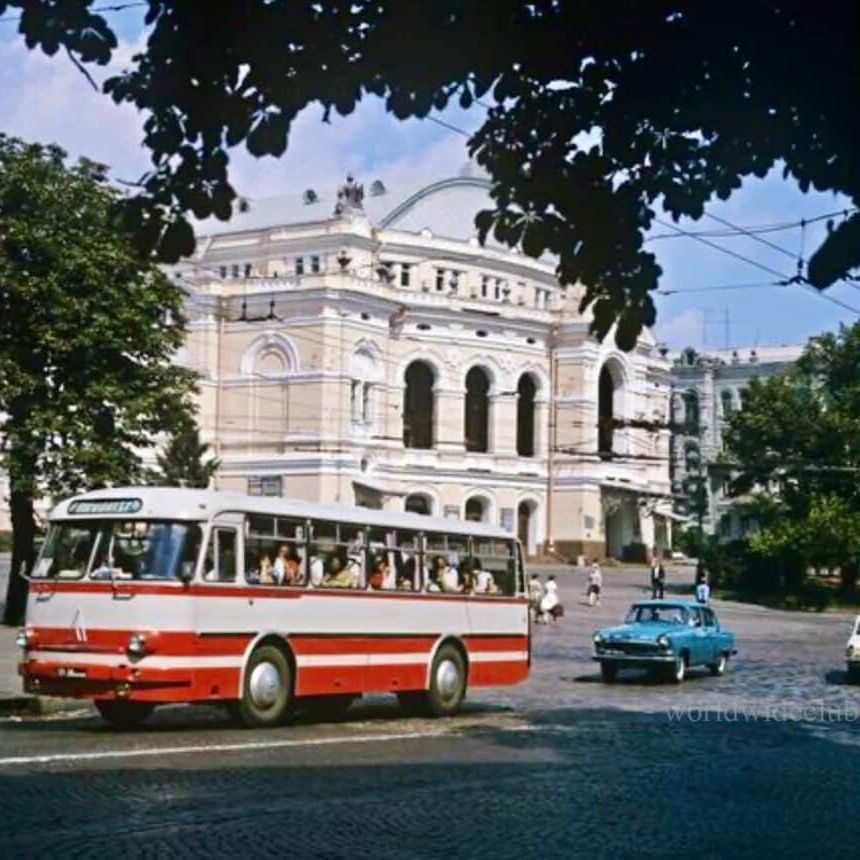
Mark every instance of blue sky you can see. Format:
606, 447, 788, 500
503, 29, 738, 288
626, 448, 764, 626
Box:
0, 7, 855, 352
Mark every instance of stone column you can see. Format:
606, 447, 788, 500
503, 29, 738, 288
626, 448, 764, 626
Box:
434, 386, 466, 452
491, 392, 518, 455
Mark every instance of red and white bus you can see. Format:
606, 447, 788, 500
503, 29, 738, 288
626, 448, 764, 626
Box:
18, 487, 530, 727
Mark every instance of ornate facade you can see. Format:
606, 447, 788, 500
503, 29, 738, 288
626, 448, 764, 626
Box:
173, 168, 674, 560
669, 344, 804, 539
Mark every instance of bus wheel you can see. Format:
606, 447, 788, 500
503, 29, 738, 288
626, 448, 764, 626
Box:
95, 700, 154, 729
236, 644, 292, 728
426, 644, 467, 717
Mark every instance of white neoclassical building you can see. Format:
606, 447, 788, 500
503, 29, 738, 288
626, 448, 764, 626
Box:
172, 166, 674, 560
669, 344, 804, 539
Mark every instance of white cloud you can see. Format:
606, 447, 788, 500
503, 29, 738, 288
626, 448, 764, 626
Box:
0, 35, 478, 200
653, 308, 705, 350
0, 34, 149, 178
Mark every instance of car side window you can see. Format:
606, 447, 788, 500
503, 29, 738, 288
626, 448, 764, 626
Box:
689, 607, 703, 627
703, 609, 717, 628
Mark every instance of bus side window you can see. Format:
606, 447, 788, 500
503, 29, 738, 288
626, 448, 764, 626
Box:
203, 528, 237, 583
472, 539, 515, 596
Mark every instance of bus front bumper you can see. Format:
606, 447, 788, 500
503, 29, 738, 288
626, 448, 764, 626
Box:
19, 657, 193, 701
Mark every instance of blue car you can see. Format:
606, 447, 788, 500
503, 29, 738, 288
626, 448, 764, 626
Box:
592, 600, 736, 683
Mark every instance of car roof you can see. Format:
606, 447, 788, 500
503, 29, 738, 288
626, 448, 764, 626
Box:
630, 600, 710, 610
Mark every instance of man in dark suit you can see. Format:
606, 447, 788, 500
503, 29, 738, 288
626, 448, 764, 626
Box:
650, 555, 666, 599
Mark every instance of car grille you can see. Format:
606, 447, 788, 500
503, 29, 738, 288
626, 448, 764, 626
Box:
604, 641, 658, 655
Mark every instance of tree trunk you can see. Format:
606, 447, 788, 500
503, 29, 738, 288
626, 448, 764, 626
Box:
841, 561, 859, 596
2, 488, 35, 626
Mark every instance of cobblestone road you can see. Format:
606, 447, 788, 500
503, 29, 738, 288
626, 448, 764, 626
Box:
1, 564, 859, 858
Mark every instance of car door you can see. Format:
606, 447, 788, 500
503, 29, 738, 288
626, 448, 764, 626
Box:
687, 606, 708, 666
701, 607, 719, 663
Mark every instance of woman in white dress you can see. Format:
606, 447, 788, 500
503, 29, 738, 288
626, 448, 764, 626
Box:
540, 575, 561, 622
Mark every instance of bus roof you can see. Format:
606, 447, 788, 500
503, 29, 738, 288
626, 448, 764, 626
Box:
49, 486, 516, 541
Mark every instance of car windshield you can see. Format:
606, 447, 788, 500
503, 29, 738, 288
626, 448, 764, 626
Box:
33, 519, 203, 581
625, 605, 689, 625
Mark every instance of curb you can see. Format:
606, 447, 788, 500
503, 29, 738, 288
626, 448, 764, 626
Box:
0, 694, 86, 717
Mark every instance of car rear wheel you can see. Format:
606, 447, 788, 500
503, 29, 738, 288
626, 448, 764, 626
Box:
709, 653, 728, 676
95, 699, 155, 729
846, 664, 860, 684
600, 662, 618, 683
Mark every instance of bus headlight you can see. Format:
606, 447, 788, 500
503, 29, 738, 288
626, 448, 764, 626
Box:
126, 633, 148, 657
15, 627, 33, 649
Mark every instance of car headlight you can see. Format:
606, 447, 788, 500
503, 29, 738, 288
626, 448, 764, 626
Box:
593, 633, 604, 644
848, 644, 855, 658
656, 634, 670, 650
126, 633, 148, 657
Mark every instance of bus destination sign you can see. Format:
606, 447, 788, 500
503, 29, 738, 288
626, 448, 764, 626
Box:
67, 498, 143, 516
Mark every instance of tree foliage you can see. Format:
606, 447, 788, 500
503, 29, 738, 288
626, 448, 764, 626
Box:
723, 323, 860, 594
149, 421, 219, 489
0, 135, 196, 623
1, 1, 858, 347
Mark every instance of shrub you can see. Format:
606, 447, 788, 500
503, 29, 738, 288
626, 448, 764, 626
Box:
621, 542, 648, 564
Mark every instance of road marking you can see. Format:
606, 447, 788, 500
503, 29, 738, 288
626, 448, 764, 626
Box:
0, 724, 544, 767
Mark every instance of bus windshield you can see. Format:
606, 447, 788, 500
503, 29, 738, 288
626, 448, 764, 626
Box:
33, 520, 203, 581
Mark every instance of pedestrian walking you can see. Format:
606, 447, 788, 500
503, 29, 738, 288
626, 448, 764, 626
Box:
695, 575, 710, 605
528, 572, 545, 624
650, 555, 666, 599
586, 560, 602, 607
541, 574, 563, 622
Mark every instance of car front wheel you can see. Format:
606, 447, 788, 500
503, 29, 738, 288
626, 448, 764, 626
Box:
600, 662, 618, 683
709, 653, 728, 676
666, 655, 686, 684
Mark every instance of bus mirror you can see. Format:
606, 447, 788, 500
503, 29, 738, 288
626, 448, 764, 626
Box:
178, 563, 194, 585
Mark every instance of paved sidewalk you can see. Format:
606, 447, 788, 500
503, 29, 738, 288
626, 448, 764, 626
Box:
1, 553, 82, 714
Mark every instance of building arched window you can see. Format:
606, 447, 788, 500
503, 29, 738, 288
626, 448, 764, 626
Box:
464, 366, 491, 453
683, 390, 700, 432
721, 389, 734, 417
404, 493, 433, 516
465, 496, 489, 522
403, 361, 435, 449
516, 374, 537, 457
244, 336, 297, 439
598, 364, 618, 458
350, 342, 382, 434
684, 442, 700, 473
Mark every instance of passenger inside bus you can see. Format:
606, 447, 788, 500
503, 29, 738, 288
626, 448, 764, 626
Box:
271, 545, 304, 586
308, 549, 324, 587
368, 555, 390, 590
441, 556, 461, 593
322, 555, 360, 588
257, 552, 274, 584
473, 559, 498, 594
